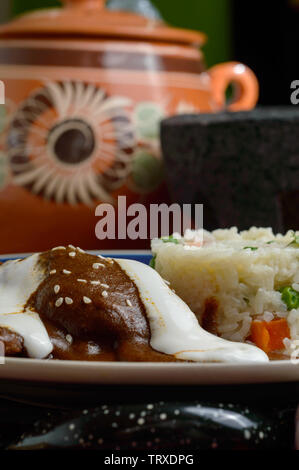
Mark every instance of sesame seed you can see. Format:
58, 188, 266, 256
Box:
126, 299, 133, 307
77, 279, 87, 283
69, 252, 76, 258
55, 297, 64, 307
102, 291, 108, 298
54, 285, 60, 294
65, 297, 73, 305
63, 269, 71, 275
66, 334, 73, 344
97, 255, 106, 260
83, 296, 92, 304
77, 247, 85, 253
93, 263, 105, 269
49, 269, 56, 275
90, 281, 101, 286
52, 246, 66, 251
100, 283, 109, 289
68, 244, 76, 250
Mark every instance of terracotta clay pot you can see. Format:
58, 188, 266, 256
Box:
0, 0, 259, 253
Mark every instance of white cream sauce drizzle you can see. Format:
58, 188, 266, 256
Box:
0, 253, 269, 363
0, 254, 53, 358
116, 259, 269, 364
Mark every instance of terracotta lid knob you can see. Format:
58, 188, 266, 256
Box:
62, 0, 106, 9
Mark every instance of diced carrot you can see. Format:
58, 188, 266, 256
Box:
250, 319, 290, 353
250, 321, 270, 353
267, 319, 290, 351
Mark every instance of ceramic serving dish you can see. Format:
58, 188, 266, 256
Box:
0, 251, 298, 386
0, 0, 259, 253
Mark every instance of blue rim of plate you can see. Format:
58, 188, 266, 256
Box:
0, 250, 153, 266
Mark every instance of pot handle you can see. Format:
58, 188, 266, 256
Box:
208, 62, 259, 111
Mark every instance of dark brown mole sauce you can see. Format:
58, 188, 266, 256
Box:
27, 248, 180, 362
0, 326, 24, 356
201, 297, 219, 336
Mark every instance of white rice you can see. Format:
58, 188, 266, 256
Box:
151, 227, 299, 357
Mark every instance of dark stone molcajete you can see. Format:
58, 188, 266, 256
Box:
161, 108, 299, 232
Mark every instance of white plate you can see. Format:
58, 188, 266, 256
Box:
0, 251, 298, 386
0, 358, 299, 385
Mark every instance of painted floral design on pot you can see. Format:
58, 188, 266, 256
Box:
134, 102, 165, 141
0, 151, 9, 191
0, 0, 259, 253
7, 81, 135, 205
175, 101, 199, 115
128, 149, 164, 194
0, 105, 12, 191
0, 105, 6, 134
128, 102, 165, 194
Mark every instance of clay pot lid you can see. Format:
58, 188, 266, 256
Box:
0, 0, 206, 46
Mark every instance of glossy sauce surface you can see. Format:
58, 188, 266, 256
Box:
0, 248, 268, 364
27, 249, 180, 362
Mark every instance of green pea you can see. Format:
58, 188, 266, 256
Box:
287, 234, 299, 248
149, 256, 156, 269
279, 286, 299, 311
162, 235, 179, 244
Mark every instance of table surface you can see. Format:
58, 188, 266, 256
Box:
0, 379, 297, 450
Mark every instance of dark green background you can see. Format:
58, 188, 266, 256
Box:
11, 0, 232, 67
